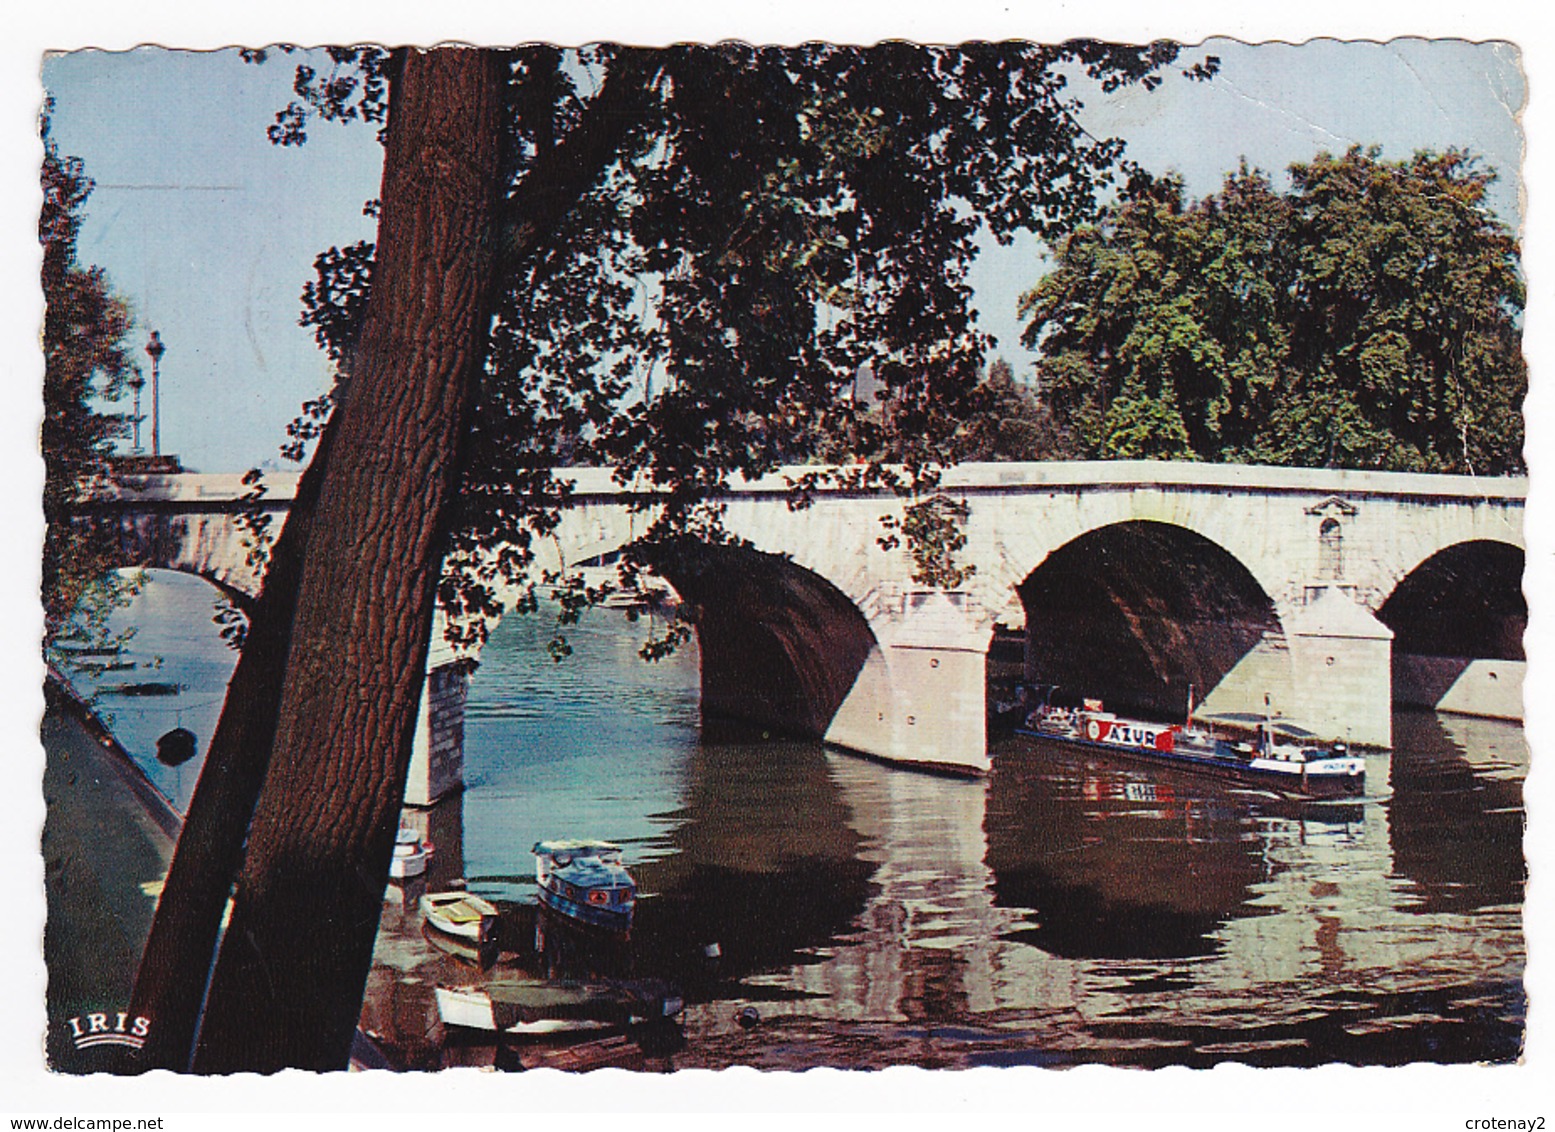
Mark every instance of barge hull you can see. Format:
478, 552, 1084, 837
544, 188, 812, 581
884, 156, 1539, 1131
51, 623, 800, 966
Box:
1014, 728, 1366, 798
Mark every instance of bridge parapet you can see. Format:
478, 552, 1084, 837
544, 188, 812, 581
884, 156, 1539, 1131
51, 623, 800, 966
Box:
104, 470, 303, 504
102, 461, 1528, 509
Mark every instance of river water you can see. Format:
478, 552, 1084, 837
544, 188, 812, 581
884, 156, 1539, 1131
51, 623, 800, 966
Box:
59, 569, 1527, 1069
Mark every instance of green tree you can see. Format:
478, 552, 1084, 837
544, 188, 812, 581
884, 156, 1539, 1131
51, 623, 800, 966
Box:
1020, 148, 1525, 473
958, 357, 1075, 460
40, 115, 137, 648
129, 42, 1211, 1072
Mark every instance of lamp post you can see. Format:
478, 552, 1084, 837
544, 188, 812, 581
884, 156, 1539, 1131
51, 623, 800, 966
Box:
145, 331, 166, 458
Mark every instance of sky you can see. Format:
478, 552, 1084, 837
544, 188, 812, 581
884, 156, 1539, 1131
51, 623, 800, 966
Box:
36, 37, 1527, 473
4, 1, 1553, 1122
41, 48, 382, 473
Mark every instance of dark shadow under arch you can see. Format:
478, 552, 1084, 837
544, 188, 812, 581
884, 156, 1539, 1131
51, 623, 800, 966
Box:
648, 542, 877, 739
1015, 520, 1280, 721
1378, 540, 1525, 661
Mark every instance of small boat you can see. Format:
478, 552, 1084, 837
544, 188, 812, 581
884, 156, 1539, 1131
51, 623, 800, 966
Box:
434, 978, 683, 1036
533, 840, 636, 933
53, 643, 124, 657
1016, 691, 1366, 798
76, 659, 137, 675
419, 891, 500, 946
422, 922, 500, 967
101, 681, 182, 697
389, 823, 432, 879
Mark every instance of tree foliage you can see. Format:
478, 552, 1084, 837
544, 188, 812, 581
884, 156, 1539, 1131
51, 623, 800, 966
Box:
957, 357, 1073, 460
40, 114, 137, 646
282, 42, 1213, 650
877, 495, 976, 589
1019, 147, 1526, 473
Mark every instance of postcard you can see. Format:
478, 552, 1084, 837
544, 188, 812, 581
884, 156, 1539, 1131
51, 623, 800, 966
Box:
11, 7, 1547, 1123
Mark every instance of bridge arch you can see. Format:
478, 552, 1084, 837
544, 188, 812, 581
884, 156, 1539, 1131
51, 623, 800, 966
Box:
1378, 539, 1525, 719
1378, 539, 1525, 660
649, 543, 877, 740
967, 484, 1299, 633
105, 508, 275, 602
477, 530, 881, 745
1010, 519, 1281, 721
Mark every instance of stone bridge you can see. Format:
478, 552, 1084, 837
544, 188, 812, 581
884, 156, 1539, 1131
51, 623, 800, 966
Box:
92, 461, 1526, 787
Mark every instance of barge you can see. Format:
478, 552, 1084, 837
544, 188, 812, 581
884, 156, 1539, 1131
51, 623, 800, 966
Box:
1016, 693, 1366, 797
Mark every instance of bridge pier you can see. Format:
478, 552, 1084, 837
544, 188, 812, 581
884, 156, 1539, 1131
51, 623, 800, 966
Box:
1283, 585, 1395, 749
825, 590, 992, 775
404, 663, 470, 806
1200, 584, 1394, 748
404, 611, 472, 806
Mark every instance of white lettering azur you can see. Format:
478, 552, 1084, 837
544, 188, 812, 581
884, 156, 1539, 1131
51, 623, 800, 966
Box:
1104, 724, 1162, 749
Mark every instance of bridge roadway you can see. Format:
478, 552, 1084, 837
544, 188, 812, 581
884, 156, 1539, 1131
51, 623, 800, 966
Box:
95, 460, 1526, 783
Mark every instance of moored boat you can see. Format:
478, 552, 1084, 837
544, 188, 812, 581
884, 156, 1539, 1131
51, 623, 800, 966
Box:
434, 978, 682, 1036
101, 681, 182, 697
533, 840, 636, 933
390, 823, 432, 879
1016, 693, 1366, 797
419, 890, 500, 946
422, 921, 499, 966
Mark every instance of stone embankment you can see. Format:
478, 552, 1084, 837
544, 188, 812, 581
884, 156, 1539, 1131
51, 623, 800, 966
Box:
40, 677, 391, 1072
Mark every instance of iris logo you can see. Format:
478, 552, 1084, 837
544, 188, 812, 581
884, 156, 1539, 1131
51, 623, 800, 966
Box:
64, 1011, 150, 1051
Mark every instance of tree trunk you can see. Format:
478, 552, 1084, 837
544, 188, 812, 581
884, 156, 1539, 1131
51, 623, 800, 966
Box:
129, 422, 336, 1070
189, 48, 508, 1073
127, 46, 656, 1073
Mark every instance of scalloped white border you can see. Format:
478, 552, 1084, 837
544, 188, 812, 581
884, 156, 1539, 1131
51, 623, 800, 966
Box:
3, 3, 1547, 1122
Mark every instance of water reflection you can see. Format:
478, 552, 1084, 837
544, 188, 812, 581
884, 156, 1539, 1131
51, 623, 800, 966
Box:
1386, 711, 1527, 915
631, 736, 875, 991
779, 753, 1013, 1024
59, 577, 1526, 1068
986, 738, 1275, 960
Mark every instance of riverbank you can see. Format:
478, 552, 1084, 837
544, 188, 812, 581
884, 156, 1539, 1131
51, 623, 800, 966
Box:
41, 679, 178, 1072
40, 679, 395, 1073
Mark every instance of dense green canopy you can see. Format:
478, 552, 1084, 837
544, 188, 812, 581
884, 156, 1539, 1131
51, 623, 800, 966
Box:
1019, 147, 1526, 474
957, 356, 1067, 461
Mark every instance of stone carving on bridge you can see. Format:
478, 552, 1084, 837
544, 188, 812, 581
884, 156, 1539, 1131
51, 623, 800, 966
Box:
1304, 494, 1360, 518
1306, 494, 1359, 583
1319, 517, 1345, 580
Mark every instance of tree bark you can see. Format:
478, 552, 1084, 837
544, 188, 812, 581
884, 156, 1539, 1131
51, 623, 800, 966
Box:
189, 48, 508, 1072
126, 47, 661, 1074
